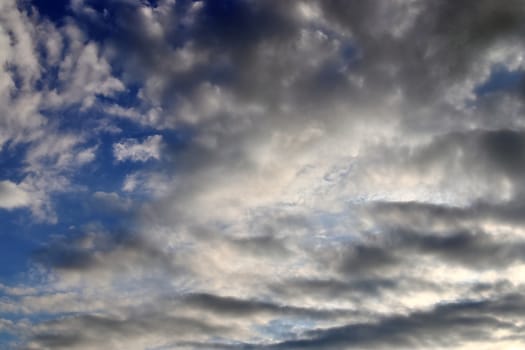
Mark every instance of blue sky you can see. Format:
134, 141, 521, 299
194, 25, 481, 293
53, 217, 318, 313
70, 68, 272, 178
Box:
2, 0, 525, 349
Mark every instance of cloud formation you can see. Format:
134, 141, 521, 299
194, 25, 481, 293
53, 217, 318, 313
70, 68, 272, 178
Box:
2, 0, 525, 349
0, 181, 31, 209
113, 135, 163, 162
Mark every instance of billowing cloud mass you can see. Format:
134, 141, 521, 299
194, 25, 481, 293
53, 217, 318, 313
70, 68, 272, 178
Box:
2, 0, 525, 349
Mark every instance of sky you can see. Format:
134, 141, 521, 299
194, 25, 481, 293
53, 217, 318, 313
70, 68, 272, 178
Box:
1, 0, 525, 349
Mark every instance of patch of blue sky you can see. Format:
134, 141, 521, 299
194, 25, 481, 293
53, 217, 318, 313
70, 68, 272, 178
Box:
71, 0, 204, 55
0, 332, 17, 350
0, 115, 195, 285
0, 193, 127, 285
0, 142, 30, 184
34, 65, 60, 95
30, 0, 114, 32
293, 210, 362, 253
49, 190, 129, 233
68, 116, 193, 188
96, 84, 143, 108
4, 65, 23, 97
309, 22, 361, 66
0, 304, 85, 326
0, 207, 62, 283
256, 318, 317, 342
475, 64, 525, 96
0, 217, 36, 282
30, 0, 70, 23
340, 42, 361, 64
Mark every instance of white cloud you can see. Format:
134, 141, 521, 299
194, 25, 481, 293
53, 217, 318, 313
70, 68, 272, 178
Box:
113, 135, 163, 162
0, 0, 45, 148
0, 180, 31, 209
0, 0, 122, 222
44, 30, 125, 109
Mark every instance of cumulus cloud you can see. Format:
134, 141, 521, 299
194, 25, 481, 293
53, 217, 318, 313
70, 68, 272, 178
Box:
0, 0, 124, 222
0, 181, 31, 209
113, 135, 163, 162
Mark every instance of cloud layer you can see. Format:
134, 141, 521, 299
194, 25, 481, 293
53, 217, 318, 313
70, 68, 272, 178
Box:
2, 0, 525, 349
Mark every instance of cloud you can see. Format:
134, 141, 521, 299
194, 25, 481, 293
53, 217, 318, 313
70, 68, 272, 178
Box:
0, 0, 125, 222
267, 294, 525, 349
32, 230, 180, 280
113, 135, 163, 162
27, 313, 230, 350
179, 292, 349, 319
3, 0, 525, 349
0, 180, 31, 209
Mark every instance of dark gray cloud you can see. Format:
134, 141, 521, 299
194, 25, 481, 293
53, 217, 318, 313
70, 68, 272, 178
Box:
396, 229, 525, 269
160, 294, 525, 349
369, 199, 525, 229
320, 0, 525, 104
25, 292, 353, 349
29, 312, 230, 349
32, 230, 180, 276
348, 228, 525, 272
179, 292, 350, 319
269, 294, 525, 349
413, 129, 525, 182
228, 235, 291, 258
300, 217, 525, 281
337, 244, 399, 276
270, 277, 399, 300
